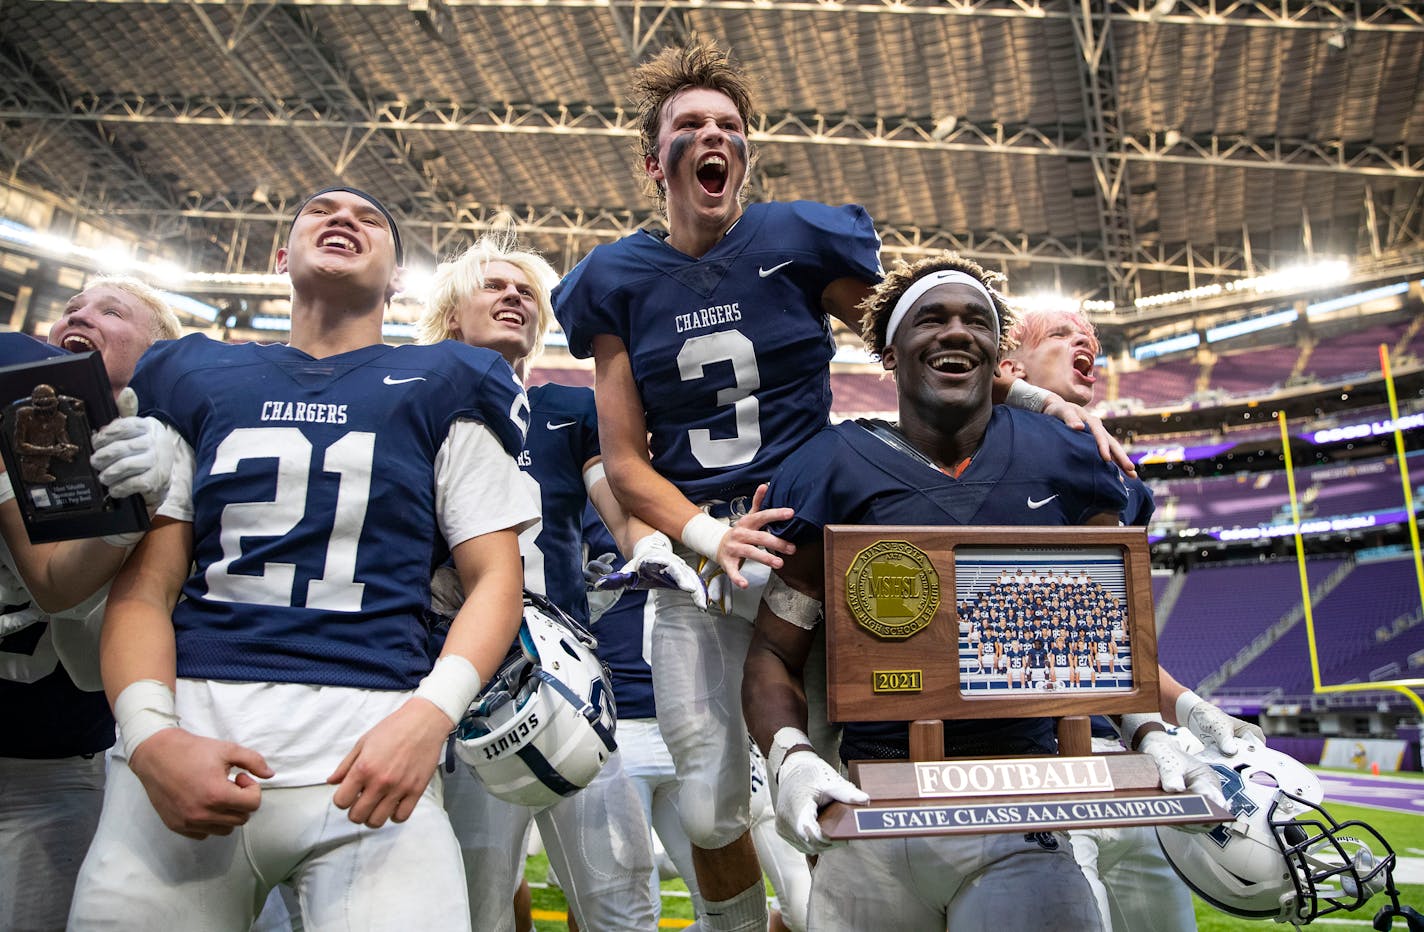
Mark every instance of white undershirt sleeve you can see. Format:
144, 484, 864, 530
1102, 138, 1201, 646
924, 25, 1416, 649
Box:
435, 419, 540, 548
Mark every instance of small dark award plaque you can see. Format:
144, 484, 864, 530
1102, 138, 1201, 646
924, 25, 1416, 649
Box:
0, 352, 148, 543
819, 525, 1231, 838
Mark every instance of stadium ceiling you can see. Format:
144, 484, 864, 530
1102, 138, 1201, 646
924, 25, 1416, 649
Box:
1, 0, 1422, 319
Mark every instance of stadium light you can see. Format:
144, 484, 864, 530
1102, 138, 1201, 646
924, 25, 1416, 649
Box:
1132, 331, 1200, 360
1205, 308, 1297, 343
1305, 281, 1410, 319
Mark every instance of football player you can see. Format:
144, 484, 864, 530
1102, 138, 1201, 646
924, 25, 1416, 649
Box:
551, 40, 884, 929
1001, 307, 1266, 932
418, 233, 695, 931
68, 188, 538, 930
0, 278, 181, 929
743, 256, 1225, 930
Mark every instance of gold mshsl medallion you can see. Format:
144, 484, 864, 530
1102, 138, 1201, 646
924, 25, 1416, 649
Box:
845, 540, 940, 639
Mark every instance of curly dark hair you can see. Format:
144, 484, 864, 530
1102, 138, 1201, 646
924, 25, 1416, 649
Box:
631, 40, 757, 206
859, 253, 1014, 357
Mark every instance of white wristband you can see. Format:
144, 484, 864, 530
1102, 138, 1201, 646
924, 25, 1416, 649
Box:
414, 655, 484, 727
114, 679, 180, 759
1174, 689, 1204, 728
681, 512, 730, 562
0, 471, 13, 507
768, 725, 814, 782
582, 461, 607, 495
1004, 378, 1050, 414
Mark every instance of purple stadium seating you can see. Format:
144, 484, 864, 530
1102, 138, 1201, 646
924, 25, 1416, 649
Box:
527, 366, 594, 389
1149, 454, 1424, 531
1114, 358, 1201, 408
1302, 321, 1407, 382
1208, 345, 1301, 397
830, 371, 897, 416
1223, 559, 1421, 694
1156, 558, 1343, 689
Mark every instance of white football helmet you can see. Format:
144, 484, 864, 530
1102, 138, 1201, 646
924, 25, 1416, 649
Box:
454, 592, 617, 808
1156, 737, 1408, 926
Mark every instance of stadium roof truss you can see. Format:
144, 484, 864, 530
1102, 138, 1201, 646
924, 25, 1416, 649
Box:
1, 0, 1422, 324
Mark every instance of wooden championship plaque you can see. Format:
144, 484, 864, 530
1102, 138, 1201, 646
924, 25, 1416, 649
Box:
818, 525, 1230, 838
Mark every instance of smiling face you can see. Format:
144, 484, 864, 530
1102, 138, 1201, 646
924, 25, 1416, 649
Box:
276, 190, 402, 303
645, 87, 750, 239
448, 260, 540, 365
882, 282, 1001, 427
48, 284, 161, 392
1004, 311, 1100, 406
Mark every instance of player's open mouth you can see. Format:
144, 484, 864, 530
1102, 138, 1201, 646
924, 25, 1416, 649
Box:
494, 309, 526, 326
60, 334, 96, 353
318, 232, 360, 254
1072, 350, 1095, 380
696, 154, 729, 196
928, 352, 977, 375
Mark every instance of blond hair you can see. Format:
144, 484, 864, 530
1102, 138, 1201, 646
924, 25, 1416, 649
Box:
860, 254, 1012, 357
632, 40, 757, 205
83, 275, 182, 341
417, 233, 558, 365
1003, 308, 1101, 359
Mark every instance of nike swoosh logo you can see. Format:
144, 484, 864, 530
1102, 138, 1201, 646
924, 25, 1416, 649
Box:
546, 420, 577, 430
1026, 494, 1059, 510
758, 261, 793, 278
383, 375, 427, 385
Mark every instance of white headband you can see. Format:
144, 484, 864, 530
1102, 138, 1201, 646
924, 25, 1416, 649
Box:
883, 270, 1000, 346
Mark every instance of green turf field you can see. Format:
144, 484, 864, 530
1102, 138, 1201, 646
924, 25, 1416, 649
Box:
525, 782, 1424, 931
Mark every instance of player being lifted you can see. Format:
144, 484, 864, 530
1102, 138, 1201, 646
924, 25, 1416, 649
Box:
68, 187, 538, 930
552, 41, 884, 930
743, 256, 1228, 931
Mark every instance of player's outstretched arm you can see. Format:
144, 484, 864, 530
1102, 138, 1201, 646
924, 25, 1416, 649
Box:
104, 517, 273, 840
329, 527, 523, 829
592, 335, 794, 587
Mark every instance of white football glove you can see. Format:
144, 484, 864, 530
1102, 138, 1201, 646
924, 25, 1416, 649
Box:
1135, 728, 1227, 812
90, 388, 173, 509
1176, 689, 1266, 756
593, 532, 707, 610
772, 749, 869, 855
583, 551, 621, 623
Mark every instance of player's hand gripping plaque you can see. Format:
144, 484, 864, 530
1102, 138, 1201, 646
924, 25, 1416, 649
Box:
820, 526, 1232, 839
0, 352, 149, 543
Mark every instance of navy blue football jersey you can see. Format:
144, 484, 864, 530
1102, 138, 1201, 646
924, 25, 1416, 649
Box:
0, 331, 67, 366
1122, 473, 1155, 527
765, 407, 1128, 761
0, 333, 116, 758
553, 201, 882, 502
131, 334, 528, 690
521, 383, 600, 624
582, 508, 655, 719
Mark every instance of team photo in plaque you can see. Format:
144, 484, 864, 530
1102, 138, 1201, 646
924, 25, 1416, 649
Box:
954, 545, 1134, 697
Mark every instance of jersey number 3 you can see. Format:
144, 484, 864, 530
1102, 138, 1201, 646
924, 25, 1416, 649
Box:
204, 428, 373, 612
677, 330, 762, 468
